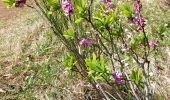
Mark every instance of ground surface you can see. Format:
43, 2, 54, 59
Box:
0, 1, 17, 20
0, 1, 85, 100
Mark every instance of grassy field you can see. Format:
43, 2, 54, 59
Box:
0, 0, 170, 99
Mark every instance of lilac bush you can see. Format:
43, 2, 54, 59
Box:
3, 0, 167, 99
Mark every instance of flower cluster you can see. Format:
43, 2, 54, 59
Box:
136, 16, 145, 31
103, 0, 114, 13
62, 0, 74, 16
103, 0, 112, 8
15, 0, 26, 7
112, 72, 125, 84
96, 83, 101, 89
149, 40, 157, 48
134, 0, 145, 31
134, 0, 142, 16
79, 38, 94, 47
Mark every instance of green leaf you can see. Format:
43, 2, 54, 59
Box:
104, 14, 116, 27
119, 2, 133, 17
93, 17, 104, 24
157, 24, 166, 34
63, 28, 75, 39
2, 0, 16, 8
160, 95, 165, 100
77, 6, 84, 13
100, 55, 105, 71
81, 0, 86, 7
48, 11, 53, 15
75, 18, 84, 24
130, 38, 136, 46
130, 68, 144, 88
47, 0, 60, 12
123, 10, 131, 17
63, 53, 76, 71
94, 74, 103, 81
137, 33, 145, 43
85, 53, 110, 82
92, 53, 97, 62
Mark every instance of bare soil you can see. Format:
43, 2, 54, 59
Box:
0, 0, 33, 20
0, 1, 18, 20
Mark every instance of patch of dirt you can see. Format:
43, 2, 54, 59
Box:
0, 1, 19, 20
0, 0, 34, 20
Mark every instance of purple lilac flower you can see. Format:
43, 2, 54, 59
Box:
112, 72, 125, 84
136, 16, 145, 31
103, 0, 112, 8
15, 0, 26, 7
134, 0, 142, 17
79, 38, 94, 47
103, 0, 114, 13
96, 83, 101, 89
149, 40, 157, 48
62, 0, 74, 16
134, 0, 145, 31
